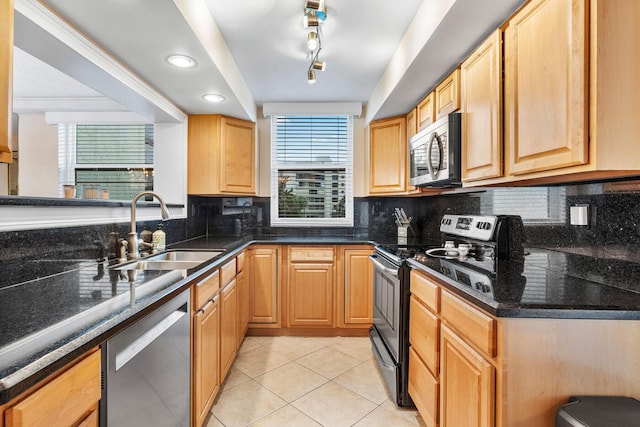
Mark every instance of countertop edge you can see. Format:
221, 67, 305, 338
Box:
407, 259, 640, 320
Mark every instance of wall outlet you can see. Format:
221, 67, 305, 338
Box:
570, 204, 589, 226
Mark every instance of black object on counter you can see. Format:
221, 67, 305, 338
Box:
556, 396, 640, 426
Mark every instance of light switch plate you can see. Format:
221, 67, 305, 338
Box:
570, 205, 589, 226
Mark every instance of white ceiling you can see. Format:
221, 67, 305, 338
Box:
13, 0, 527, 122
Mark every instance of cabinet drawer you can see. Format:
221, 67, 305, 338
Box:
408, 347, 439, 427
220, 258, 237, 286
290, 246, 334, 262
410, 296, 439, 376
441, 290, 496, 357
236, 251, 245, 273
6, 349, 101, 427
410, 270, 440, 313
195, 270, 220, 309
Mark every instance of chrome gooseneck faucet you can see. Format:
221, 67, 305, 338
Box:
127, 191, 171, 260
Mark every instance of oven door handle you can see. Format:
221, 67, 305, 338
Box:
369, 254, 399, 277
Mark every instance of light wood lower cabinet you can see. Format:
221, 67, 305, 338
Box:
440, 325, 494, 427
408, 347, 438, 427
2, 349, 101, 427
340, 247, 373, 326
410, 268, 640, 427
287, 262, 334, 327
219, 279, 237, 380
236, 268, 248, 347
193, 296, 220, 427
248, 246, 279, 326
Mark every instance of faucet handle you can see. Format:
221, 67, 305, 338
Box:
118, 239, 128, 264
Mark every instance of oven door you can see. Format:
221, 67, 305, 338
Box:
370, 253, 401, 363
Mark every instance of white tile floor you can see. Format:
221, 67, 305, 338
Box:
207, 336, 425, 427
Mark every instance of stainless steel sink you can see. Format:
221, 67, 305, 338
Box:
146, 250, 224, 262
112, 250, 225, 271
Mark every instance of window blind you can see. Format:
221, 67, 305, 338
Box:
58, 123, 154, 199
271, 115, 353, 226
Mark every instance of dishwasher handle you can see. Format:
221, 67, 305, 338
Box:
115, 305, 187, 371
369, 254, 399, 277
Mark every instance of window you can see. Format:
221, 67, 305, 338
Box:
58, 124, 154, 200
270, 115, 353, 226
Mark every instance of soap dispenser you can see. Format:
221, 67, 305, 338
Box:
152, 224, 166, 252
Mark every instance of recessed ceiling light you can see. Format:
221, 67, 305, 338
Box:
203, 94, 225, 103
166, 55, 197, 68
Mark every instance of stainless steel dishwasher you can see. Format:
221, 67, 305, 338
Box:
101, 289, 190, 426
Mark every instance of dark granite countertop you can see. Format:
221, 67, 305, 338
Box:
3, 233, 640, 403
0, 234, 373, 403
408, 246, 640, 319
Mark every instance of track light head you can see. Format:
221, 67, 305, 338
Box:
305, 0, 324, 10
307, 69, 316, 84
312, 60, 326, 71
303, 13, 320, 27
307, 31, 318, 51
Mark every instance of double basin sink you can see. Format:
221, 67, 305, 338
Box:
112, 249, 225, 271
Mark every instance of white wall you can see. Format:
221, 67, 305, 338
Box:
154, 121, 188, 217
18, 114, 58, 197
256, 109, 368, 198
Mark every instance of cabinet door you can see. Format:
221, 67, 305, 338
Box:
417, 92, 435, 130
461, 30, 503, 182
435, 69, 460, 119
288, 262, 334, 327
343, 249, 373, 325
504, 0, 588, 175
440, 325, 494, 427
369, 116, 408, 194
248, 248, 279, 324
5, 349, 101, 427
193, 297, 220, 427
406, 108, 418, 140
236, 269, 248, 348
0, 0, 13, 164
220, 279, 237, 380
220, 116, 255, 194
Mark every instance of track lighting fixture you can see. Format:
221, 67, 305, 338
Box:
304, 1, 327, 83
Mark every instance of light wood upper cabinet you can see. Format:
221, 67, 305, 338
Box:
440, 325, 494, 427
193, 296, 220, 427
248, 247, 279, 325
188, 114, 256, 195
406, 108, 418, 140
369, 116, 408, 194
505, 0, 588, 176
4, 349, 101, 427
435, 68, 460, 120
417, 92, 435, 130
0, 0, 13, 164
461, 30, 503, 182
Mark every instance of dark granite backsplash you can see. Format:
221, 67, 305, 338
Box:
4, 177, 640, 288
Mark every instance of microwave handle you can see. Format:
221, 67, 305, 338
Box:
426, 132, 437, 180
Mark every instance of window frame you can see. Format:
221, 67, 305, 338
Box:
57, 123, 155, 199
269, 114, 354, 227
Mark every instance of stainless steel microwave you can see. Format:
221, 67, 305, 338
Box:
409, 112, 461, 187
